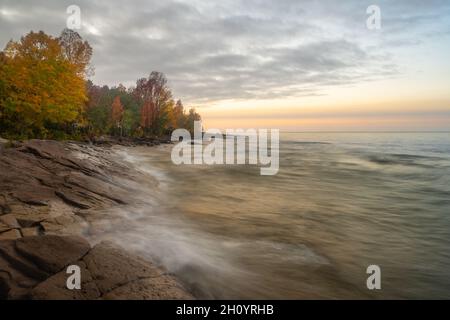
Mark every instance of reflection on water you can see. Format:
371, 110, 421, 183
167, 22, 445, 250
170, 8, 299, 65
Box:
110, 132, 450, 299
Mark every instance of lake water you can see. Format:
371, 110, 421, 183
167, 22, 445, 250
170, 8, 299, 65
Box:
112, 132, 450, 299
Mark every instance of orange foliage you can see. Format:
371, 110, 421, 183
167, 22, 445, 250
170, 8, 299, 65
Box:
0, 31, 88, 138
111, 96, 124, 127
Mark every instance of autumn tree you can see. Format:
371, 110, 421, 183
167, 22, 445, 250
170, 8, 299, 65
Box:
0, 52, 7, 120
185, 108, 202, 135
140, 100, 155, 131
0, 28, 202, 140
134, 72, 174, 135
85, 81, 110, 136
58, 28, 93, 77
111, 96, 124, 136
0, 31, 88, 138
169, 99, 186, 130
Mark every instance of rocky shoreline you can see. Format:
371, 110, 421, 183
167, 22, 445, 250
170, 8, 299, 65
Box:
0, 138, 193, 300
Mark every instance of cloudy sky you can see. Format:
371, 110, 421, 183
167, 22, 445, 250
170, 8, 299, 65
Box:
1, 0, 450, 130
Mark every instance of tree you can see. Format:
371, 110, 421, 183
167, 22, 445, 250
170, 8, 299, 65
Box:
85, 82, 142, 137
123, 108, 139, 137
0, 31, 88, 138
111, 96, 124, 136
85, 82, 110, 136
185, 108, 202, 135
140, 100, 155, 131
170, 99, 185, 129
0, 52, 7, 120
134, 71, 173, 135
0, 28, 202, 140
58, 28, 93, 77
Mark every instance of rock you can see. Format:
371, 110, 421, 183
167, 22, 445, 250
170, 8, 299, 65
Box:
14, 213, 48, 228
82, 241, 162, 294
15, 235, 90, 274
64, 172, 127, 205
12, 189, 54, 206
40, 213, 88, 235
0, 235, 193, 300
0, 214, 20, 228
0, 139, 195, 299
0, 222, 10, 233
15, 216, 45, 228
0, 240, 49, 280
1, 140, 126, 215
0, 240, 44, 299
0, 195, 11, 214
20, 227, 41, 237
102, 275, 194, 300
54, 191, 91, 210
0, 229, 21, 240
18, 140, 64, 160
31, 261, 101, 300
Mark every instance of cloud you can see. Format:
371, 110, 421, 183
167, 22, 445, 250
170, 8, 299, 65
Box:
1, 0, 449, 104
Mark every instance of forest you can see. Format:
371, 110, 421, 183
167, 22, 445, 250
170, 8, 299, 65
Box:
0, 29, 201, 140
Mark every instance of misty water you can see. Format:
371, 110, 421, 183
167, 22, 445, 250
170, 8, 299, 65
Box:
107, 132, 450, 299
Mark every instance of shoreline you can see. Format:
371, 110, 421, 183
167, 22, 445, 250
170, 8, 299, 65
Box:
0, 138, 193, 300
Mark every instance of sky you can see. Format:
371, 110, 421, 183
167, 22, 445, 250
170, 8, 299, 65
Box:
1, 0, 450, 131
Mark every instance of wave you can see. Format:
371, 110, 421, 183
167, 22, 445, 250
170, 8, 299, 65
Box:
364, 153, 441, 167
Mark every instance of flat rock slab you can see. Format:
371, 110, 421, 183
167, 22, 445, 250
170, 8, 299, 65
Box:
82, 241, 163, 294
0, 140, 131, 222
15, 235, 90, 274
0, 235, 193, 300
102, 275, 194, 300
31, 261, 101, 300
